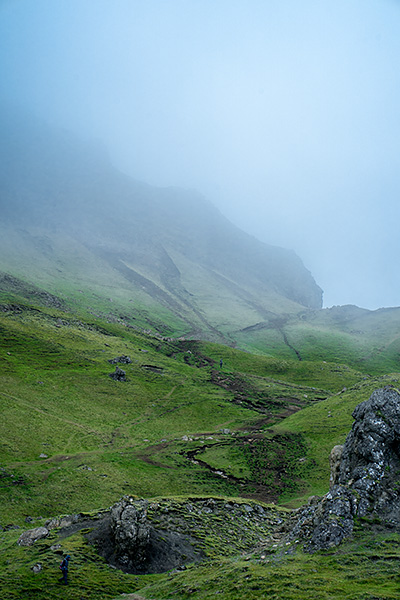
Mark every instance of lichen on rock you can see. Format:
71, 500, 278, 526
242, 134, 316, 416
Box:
288, 386, 400, 552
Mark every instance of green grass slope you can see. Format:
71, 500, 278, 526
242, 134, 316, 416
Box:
0, 108, 324, 344
0, 296, 378, 525
2, 505, 400, 600
2, 224, 400, 376
237, 304, 400, 374
1, 294, 400, 600
132, 528, 400, 600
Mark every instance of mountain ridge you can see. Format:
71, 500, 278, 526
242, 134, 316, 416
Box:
0, 109, 322, 348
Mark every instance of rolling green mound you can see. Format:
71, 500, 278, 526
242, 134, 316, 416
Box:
236, 303, 400, 374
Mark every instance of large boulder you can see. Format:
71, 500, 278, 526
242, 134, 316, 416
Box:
288, 386, 400, 551
337, 386, 400, 518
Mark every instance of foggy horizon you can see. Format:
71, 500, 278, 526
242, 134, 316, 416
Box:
1, 0, 400, 310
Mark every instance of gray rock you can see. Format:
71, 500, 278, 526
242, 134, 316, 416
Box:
110, 498, 150, 568
109, 367, 126, 381
17, 527, 49, 546
50, 544, 62, 551
45, 514, 80, 529
108, 355, 132, 365
288, 386, 400, 552
329, 444, 343, 488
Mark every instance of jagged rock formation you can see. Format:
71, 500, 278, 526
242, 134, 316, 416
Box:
85, 496, 287, 574
108, 355, 132, 364
110, 498, 151, 568
287, 386, 400, 551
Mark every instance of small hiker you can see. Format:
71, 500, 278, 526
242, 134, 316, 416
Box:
219, 358, 223, 368
59, 554, 70, 585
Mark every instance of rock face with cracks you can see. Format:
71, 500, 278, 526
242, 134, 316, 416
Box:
110, 498, 150, 568
288, 386, 400, 551
87, 497, 207, 574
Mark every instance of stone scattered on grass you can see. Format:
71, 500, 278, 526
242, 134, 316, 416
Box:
108, 355, 132, 365
17, 527, 49, 546
109, 367, 126, 381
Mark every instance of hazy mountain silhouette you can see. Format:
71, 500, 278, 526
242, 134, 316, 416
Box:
0, 107, 322, 341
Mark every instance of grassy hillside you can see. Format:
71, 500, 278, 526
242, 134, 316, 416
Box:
0, 299, 393, 518
0, 108, 324, 346
1, 292, 400, 599
2, 502, 400, 600
236, 304, 400, 374
2, 113, 400, 599
0, 294, 379, 524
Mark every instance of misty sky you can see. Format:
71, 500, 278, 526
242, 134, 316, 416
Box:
1, 0, 400, 309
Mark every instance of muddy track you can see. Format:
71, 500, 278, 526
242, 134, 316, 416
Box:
136, 396, 306, 504
279, 328, 302, 361
137, 343, 310, 501
181, 446, 278, 504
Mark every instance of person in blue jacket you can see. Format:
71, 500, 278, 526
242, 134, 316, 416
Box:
59, 554, 70, 585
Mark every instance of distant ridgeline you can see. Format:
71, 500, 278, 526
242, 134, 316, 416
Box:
0, 107, 322, 347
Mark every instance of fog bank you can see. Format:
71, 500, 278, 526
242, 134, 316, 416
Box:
1, 0, 400, 309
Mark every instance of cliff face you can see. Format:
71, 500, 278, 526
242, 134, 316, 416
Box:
0, 110, 322, 340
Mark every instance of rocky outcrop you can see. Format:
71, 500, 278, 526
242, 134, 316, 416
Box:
86, 496, 287, 574
288, 386, 400, 552
0, 272, 65, 310
88, 497, 208, 574
17, 526, 49, 546
329, 444, 343, 488
110, 498, 150, 568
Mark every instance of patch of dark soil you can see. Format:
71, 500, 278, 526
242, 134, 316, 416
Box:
178, 429, 314, 504
57, 518, 103, 539
236, 404, 304, 432
239, 432, 314, 501
159, 340, 216, 369
179, 440, 278, 504
135, 441, 178, 470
